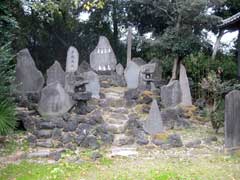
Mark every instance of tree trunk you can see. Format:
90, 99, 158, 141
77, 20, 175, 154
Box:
112, 0, 118, 51
212, 30, 224, 60
127, 26, 132, 65
237, 29, 240, 79
170, 57, 179, 81
170, 14, 182, 81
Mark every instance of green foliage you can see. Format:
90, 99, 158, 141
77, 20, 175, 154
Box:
0, 44, 16, 136
0, 44, 15, 98
0, 0, 19, 46
0, 100, 16, 136
184, 52, 237, 99
200, 71, 226, 132
130, 0, 222, 59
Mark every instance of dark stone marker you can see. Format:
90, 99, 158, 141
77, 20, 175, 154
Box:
225, 90, 240, 151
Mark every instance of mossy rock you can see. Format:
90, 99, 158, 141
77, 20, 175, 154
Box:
152, 132, 169, 142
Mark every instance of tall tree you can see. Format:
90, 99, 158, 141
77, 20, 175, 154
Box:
129, 0, 222, 80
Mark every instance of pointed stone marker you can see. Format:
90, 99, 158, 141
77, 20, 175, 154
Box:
143, 99, 164, 135
46, 61, 65, 86
15, 48, 44, 93
179, 64, 192, 106
38, 82, 74, 116
66, 46, 79, 73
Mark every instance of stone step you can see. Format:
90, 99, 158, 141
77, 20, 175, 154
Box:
106, 124, 126, 134
36, 139, 54, 148
107, 118, 127, 125
104, 92, 124, 100
27, 148, 64, 161
109, 146, 138, 157
113, 134, 134, 146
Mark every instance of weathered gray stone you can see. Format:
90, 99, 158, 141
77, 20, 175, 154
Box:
63, 119, 78, 132
82, 71, 100, 99
139, 63, 156, 90
161, 107, 190, 129
132, 57, 146, 66
124, 61, 141, 89
52, 128, 62, 140
66, 46, 79, 73
78, 61, 91, 73
90, 36, 117, 72
161, 80, 182, 107
150, 58, 162, 79
46, 61, 65, 86
36, 130, 52, 138
38, 82, 74, 116
143, 99, 164, 135
168, 134, 183, 147
225, 90, 240, 150
64, 72, 75, 93
179, 64, 192, 106
15, 49, 44, 93
116, 63, 124, 76
185, 139, 201, 148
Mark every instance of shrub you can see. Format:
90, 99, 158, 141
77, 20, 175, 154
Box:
0, 100, 16, 136
0, 44, 16, 136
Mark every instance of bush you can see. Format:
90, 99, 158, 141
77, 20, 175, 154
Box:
185, 52, 237, 99
0, 44, 16, 136
0, 100, 16, 136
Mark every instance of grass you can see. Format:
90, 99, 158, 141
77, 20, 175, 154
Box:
0, 153, 240, 180
0, 126, 239, 180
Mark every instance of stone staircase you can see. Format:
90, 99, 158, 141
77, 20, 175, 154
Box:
100, 87, 137, 150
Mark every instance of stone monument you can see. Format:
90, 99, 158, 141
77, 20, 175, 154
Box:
161, 80, 182, 107
38, 82, 74, 116
90, 36, 117, 72
179, 64, 192, 106
15, 48, 44, 93
66, 46, 79, 73
225, 90, 240, 151
124, 61, 141, 89
82, 71, 100, 99
143, 99, 164, 135
46, 61, 65, 86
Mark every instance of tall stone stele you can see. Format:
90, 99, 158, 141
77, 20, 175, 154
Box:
15, 48, 44, 93
143, 99, 164, 135
66, 46, 79, 73
38, 82, 74, 116
90, 36, 117, 72
179, 64, 192, 106
46, 61, 65, 86
65, 46, 79, 93
161, 80, 182, 107
225, 90, 240, 151
124, 57, 146, 89
81, 71, 100, 99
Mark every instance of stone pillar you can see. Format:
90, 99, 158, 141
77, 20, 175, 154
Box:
237, 30, 240, 79
127, 26, 132, 65
212, 30, 224, 60
225, 90, 240, 152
